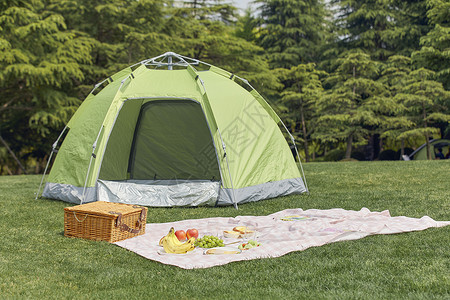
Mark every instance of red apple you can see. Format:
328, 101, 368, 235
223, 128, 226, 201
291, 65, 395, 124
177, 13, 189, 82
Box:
175, 230, 186, 241
186, 228, 199, 240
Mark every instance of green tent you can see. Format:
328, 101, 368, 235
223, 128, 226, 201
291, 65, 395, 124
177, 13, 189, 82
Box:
408, 139, 450, 160
37, 52, 307, 207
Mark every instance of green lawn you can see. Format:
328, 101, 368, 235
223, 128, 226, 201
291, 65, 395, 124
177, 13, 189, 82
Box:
0, 161, 449, 299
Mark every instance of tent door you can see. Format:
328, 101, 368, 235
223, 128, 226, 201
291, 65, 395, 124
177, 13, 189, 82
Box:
128, 100, 221, 181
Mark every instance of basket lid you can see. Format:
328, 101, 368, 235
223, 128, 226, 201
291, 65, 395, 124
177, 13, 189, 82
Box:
64, 201, 145, 217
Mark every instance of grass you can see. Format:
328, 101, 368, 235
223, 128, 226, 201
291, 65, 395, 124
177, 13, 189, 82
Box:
0, 160, 449, 299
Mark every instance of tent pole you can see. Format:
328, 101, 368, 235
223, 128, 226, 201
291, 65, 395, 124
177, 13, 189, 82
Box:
81, 78, 128, 204
81, 155, 94, 205
188, 65, 235, 208
292, 136, 309, 194
35, 150, 54, 200
81, 125, 104, 204
280, 121, 309, 194
167, 58, 172, 70
35, 126, 68, 200
228, 74, 309, 192
217, 128, 238, 209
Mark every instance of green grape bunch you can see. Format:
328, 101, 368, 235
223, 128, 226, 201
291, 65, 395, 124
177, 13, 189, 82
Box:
195, 235, 225, 248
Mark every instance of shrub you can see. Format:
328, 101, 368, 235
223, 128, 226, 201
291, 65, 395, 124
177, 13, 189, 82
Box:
312, 156, 325, 162
379, 149, 399, 161
323, 149, 345, 161
351, 151, 366, 161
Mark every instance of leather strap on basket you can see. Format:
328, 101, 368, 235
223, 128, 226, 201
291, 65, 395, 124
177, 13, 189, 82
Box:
109, 207, 146, 234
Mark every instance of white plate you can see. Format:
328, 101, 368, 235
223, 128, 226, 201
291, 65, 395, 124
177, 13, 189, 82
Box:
157, 248, 196, 255
203, 247, 242, 255
223, 230, 259, 239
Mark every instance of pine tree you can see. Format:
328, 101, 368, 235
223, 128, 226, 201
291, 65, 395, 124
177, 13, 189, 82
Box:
393, 0, 431, 56
330, 0, 434, 63
325, 0, 434, 158
412, 0, 450, 90
277, 64, 326, 162
378, 55, 416, 156
331, 0, 399, 61
235, 10, 258, 42
256, 0, 329, 68
180, 0, 236, 23
165, 1, 280, 97
394, 68, 450, 159
48, 0, 169, 85
314, 50, 392, 159
0, 0, 95, 173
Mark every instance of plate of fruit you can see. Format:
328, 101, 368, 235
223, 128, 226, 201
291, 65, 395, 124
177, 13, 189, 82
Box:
204, 247, 242, 255
157, 248, 196, 256
157, 227, 197, 255
238, 240, 261, 250
223, 226, 256, 239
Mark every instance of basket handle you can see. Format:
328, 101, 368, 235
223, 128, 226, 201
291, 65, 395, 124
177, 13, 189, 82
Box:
109, 207, 146, 234
73, 211, 88, 223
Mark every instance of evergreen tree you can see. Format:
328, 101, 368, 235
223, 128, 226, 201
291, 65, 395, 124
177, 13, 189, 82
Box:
331, 0, 428, 61
277, 64, 326, 162
0, 0, 95, 173
165, 1, 280, 97
255, 0, 330, 153
393, 0, 431, 55
180, 0, 236, 23
378, 55, 416, 156
394, 68, 450, 159
412, 0, 450, 89
235, 9, 258, 42
48, 0, 169, 86
314, 50, 392, 159
326, 0, 433, 158
256, 0, 329, 68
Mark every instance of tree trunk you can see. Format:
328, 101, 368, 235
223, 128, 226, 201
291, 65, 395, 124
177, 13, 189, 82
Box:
379, 137, 383, 154
4, 165, 13, 176
35, 159, 40, 174
425, 132, 431, 160
348, 65, 356, 161
423, 103, 431, 160
299, 101, 310, 162
0, 134, 27, 174
400, 138, 405, 159
345, 133, 353, 159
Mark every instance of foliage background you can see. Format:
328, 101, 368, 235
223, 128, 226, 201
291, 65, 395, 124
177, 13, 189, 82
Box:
0, 0, 449, 174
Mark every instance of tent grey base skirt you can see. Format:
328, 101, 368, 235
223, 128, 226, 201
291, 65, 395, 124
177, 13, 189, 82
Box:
98, 179, 220, 207
42, 178, 306, 207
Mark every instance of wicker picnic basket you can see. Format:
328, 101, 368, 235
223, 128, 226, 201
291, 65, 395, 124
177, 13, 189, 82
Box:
64, 201, 147, 242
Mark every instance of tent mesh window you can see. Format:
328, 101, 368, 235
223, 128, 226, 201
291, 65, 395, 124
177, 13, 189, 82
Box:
128, 100, 220, 181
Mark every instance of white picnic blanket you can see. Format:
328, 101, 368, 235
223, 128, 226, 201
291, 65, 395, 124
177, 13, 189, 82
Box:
114, 207, 450, 269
